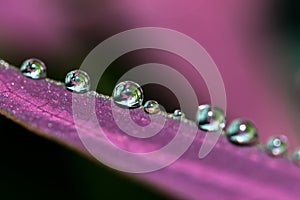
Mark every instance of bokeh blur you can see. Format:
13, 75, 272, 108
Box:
0, 0, 299, 199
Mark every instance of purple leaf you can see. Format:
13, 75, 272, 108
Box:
1, 63, 300, 200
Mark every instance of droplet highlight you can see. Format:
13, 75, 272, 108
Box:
65, 70, 91, 93
20, 58, 46, 79
225, 119, 258, 145
144, 100, 160, 114
112, 81, 143, 108
265, 136, 288, 157
196, 104, 225, 132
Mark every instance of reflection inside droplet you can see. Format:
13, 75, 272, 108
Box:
65, 69, 91, 93
20, 58, 47, 79
144, 100, 160, 114
265, 136, 288, 157
225, 119, 258, 145
196, 104, 225, 132
112, 81, 144, 109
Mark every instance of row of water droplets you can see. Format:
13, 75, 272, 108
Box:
5, 58, 300, 165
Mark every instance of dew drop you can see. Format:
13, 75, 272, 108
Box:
225, 119, 258, 145
292, 148, 300, 166
112, 81, 143, 108
144, 100, 160, 114
265, 136, 288, 157
196, 104, 225, 132
0, 59, 5, 66
65, 70, 91, 93
0, 59, 9, 68
173, 109, 185, 118
20, 58, 47, 79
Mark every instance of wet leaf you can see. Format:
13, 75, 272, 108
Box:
1, 62, 300, 199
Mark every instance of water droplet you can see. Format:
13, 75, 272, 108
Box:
265, 136, 288, 157
225, 119, 258, 145
196, 104, 225, 132
20, 58, 46, 79
65, 70, 91, 93
292, 148, 300, 166
144, 100, 160, 114
0, 59, 9, 68
112, 81, 143, 108
173, 109, 185, 118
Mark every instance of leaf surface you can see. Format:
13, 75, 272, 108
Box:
0, 62, 300, 200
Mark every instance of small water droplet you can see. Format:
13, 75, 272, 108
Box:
292, 148, 300, 166
0, 59, 9, 68
112, 81, 143, 108
196, 104, 225, 132
265, 136, 288, 157
88, 91, 98, 96
11, 82, 15, 86
20, 58, 47, 79
144, 100, 160, 114
65, 70, 91, 93
173, 109, 185, 118
167, 113, 174, 118
225, 119, 258, 145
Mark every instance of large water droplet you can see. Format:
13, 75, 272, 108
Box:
196, 104, 225, 132
65, 70, 91, 93
292, 148, 300, 166
265, 136, 288, 157
225, 119, 258, 145
112, 81, 143, 108
144, 100, 160, 114
20, 58, 46, 79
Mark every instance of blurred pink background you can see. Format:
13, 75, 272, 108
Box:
0, 0, 299, 149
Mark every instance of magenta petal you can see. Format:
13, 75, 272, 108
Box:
1, 64, 300, 200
